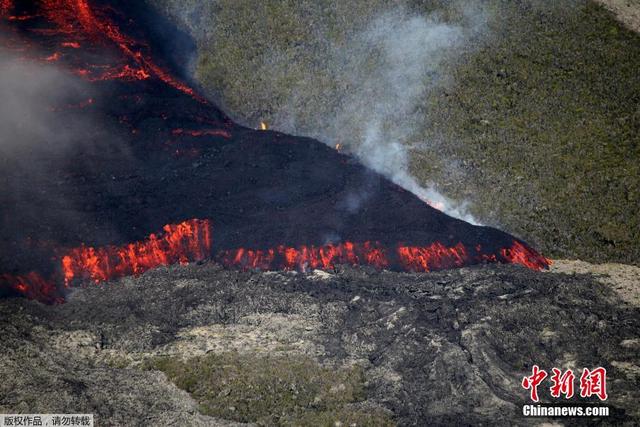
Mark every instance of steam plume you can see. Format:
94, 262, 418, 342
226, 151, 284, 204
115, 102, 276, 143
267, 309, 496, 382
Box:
273, 8, 483, 222
154, 2, 486, 222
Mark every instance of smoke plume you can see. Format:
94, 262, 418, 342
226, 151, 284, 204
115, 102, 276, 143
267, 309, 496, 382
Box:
153, 1, 486, 223
273, 8, 483, 222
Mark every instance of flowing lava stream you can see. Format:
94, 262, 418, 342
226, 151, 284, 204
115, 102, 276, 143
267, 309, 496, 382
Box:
1, 0, 202, 100
0, 219, 213, 304
0, 0, 551, 305
0, 217, 549, 305
61, 219, 213, 285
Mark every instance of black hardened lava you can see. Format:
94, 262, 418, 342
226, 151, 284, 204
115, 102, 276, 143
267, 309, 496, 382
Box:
0, 0, 548, 303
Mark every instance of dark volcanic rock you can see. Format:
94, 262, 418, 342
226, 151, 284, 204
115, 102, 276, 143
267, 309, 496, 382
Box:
1, 263, 638, 425
0, 0, 546, 302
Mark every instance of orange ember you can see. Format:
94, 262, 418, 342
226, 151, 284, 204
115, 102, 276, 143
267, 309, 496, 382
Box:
398, 242, 468, 272
220, 241, 390, 271
500, 241, 552, 271
61, 219, 212, 285
171, 128, 232, 139
0, 272, 62, 304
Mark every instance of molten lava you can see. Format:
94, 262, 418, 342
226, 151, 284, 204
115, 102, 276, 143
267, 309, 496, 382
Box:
500, 241, 552, 271
0, 272, 63, 305
219, 241, 390, 271
1, 0, 201, 99
0, 220, 212, 303
397, 242, 468, 272
61, 219, 212, 285
0, 0, 552, 307
0, 212, 550, 304
221, 240, 549, 273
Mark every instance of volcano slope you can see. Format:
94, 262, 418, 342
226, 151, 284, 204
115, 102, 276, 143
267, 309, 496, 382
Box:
1, 263, 639, 425
153, 0, 640, 265
0, 0, 547, 304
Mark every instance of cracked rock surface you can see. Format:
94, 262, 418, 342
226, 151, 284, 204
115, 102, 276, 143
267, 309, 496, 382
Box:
1, 263, 638, 425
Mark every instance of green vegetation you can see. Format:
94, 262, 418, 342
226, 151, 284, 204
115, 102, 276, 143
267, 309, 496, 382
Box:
152, 0, 640, 263
417, 1, 640, 263
145, 352, 393, 426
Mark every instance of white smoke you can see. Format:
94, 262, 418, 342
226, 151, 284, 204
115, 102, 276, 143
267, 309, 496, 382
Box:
0, 53, 89, 155
273, 8, 482, 223
152, 2, 485, 223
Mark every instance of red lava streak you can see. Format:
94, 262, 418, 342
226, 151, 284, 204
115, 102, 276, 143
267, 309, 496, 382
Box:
220, 241, 390, 271
222, 240, 549, 273
1, 0, 202, 99
397, 243, 469, 272
171, 128, 232, 139
70, 0, 201, 98
0, 272, 63, 304
61, 219, 212, 285
500, 241, 552, 271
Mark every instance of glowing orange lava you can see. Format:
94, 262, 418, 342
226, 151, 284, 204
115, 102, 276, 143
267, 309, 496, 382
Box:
500, 241, 552, 271
61, 219, 212, 285
397, 242, 468, 272
7, 0, 204, 99
0, 218, 549, 305
219, 241, 390, 271
221, 240, 549, 272
0, 272, 63, 304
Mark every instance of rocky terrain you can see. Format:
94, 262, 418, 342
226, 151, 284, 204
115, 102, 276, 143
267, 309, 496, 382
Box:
596, 0, 640, 32
1, 262, 638, 425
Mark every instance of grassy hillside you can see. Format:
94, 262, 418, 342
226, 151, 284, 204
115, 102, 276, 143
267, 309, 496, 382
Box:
417, 0, 640, 262
151, 0, 640, 264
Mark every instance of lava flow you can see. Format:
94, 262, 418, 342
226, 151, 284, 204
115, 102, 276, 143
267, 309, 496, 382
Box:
1, 0, 200, 98
0, 219, 212, 304
0, 0, 551, 306
61, 219, 212, 285
221, 240, 549, 273
219, 241, 391, 271
0, 272, 63, 305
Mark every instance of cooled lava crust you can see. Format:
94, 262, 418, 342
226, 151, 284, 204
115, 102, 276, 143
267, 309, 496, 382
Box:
0, 0, 549, 303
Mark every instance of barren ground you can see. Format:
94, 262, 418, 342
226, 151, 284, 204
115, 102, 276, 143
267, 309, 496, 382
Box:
1, 262, 638, 425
